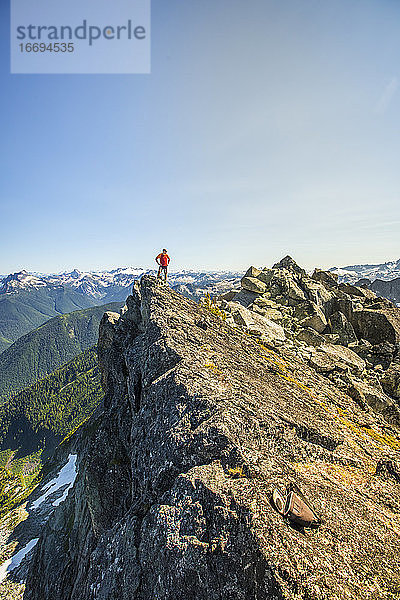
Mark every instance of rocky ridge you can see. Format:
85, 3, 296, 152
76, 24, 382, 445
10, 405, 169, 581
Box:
20, 258, 400, 600
217, 256, 400, 426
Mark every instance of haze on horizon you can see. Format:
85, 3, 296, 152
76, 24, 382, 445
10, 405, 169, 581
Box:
1, 0, 399, 275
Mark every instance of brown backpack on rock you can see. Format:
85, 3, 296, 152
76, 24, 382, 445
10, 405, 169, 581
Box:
272, 483, 322, 529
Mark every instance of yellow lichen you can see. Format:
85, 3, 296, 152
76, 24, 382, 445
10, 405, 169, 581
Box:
228, 466, 245, 478
254, 335, 400, 454
200, 293, 226, 321
204, 362, 223, 377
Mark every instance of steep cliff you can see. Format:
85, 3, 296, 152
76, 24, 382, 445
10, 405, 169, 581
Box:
24, 275, 400, 600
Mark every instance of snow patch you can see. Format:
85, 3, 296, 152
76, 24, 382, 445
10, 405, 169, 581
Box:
0, 538, 39, 583
31, 454, 77, 510
330, 268, 354, 276
331, 259, 400, 283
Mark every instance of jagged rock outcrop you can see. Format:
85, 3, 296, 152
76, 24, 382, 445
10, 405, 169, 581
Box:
25, 274, 400, 600
215, 257, 400, 425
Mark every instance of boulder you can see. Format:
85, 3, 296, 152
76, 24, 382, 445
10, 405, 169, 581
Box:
346, 379, 400, 426
268, 271, 288, 296
229, 289, 258, 308
296, 328, 325, 347
257, 269, 274, 285
338, 283, 376, 299
300, 307, 328, 333
252, 305, 283, 321
323, 333, 341, 344
218, 290, 240, 302
299, 278, 334, 306
311, 269, 339, 289
228, 304, 285, 344
334, 297, 354, 323
293, 300, 315, 320
349, 341, 399, 370
253, 297, 283, 310
309, 344, 365, 375
272, 294, 288, 306
371, 342, 398, 370
363, 292, 395, 309
244, 266, 262, 279
323, 344, 366, 374
287, 280, 307, 303
347, 339, 375, 367
381, 363, 400, 399
263, 309, 284, 321
241, 276, 267, 294
328, 311, 357, 346
351, 309, 400, 345
366, 299, 395, 310
268, 271, 306, 304
308, 351, 338, 374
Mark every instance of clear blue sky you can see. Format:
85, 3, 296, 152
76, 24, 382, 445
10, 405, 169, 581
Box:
1, 0, 399, 274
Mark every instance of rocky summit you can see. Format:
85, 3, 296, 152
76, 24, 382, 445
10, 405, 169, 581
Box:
24, 258, 400, 600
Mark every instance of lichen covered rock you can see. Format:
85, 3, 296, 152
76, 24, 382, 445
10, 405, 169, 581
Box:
241, 276, 267, 294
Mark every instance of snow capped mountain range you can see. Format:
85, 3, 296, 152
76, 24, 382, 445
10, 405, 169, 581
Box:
0, 270, 48, 293
2, 258, 400, 302
45, 267, 148, 299
330, 258, 400, 283
0, 267, 243, 301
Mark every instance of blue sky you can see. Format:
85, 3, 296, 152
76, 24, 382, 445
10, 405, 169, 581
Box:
1, 0, 399, 274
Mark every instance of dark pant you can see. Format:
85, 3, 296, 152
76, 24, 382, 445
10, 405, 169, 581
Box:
157, 265, 168, 280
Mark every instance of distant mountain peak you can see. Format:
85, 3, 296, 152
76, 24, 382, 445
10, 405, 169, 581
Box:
0, 270, 47, 293
69, 269, 82, 278
330, 258, 400, 283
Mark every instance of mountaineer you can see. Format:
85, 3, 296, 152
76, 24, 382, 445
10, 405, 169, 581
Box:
156, 249, 170, 281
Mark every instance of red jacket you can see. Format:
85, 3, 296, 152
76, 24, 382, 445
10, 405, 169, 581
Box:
156, 253, 170, 267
